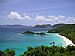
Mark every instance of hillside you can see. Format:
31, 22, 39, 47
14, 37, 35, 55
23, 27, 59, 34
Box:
52, 24, 65, 28
33, 24, 52, 28
48, 24, 75, 44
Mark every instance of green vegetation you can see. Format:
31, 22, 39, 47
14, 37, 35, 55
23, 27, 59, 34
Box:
33, 24, 51, 28
22, 31, 35, 34
20, 45, 75, 56
48, 24, 75, 44
0, 49, 15, 56
1, 45, 75, 56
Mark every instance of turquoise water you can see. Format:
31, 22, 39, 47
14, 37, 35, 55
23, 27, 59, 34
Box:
0, 28, 65, 56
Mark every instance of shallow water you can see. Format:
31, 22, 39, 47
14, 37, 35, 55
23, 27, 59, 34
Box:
0, 28, 65, 56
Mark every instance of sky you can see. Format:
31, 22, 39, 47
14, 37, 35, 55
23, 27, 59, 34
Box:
0, 0, 75, 26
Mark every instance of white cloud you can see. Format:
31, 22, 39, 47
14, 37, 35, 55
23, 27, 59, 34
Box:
48, 16, 57, 20
8, 12, 66, 22
45, 18, 52, 21
8, 11, 31, 20
35, 16, 46, 21
7, 12, 75, 24
35, 15, 66, 22
48, 15, 65, 20
65, 17, 75, 23
58, 15, 65, 19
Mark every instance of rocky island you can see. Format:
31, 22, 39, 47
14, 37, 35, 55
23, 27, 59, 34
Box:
22, 31, 35, 34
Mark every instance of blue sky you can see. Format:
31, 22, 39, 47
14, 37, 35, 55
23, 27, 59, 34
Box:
0, 0, 75, 26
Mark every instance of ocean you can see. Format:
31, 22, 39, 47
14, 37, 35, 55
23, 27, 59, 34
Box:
0, 27, 65, 56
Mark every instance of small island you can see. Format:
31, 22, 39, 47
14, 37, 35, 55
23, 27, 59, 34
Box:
22, 31, 46, 36
22, 31, 35, 34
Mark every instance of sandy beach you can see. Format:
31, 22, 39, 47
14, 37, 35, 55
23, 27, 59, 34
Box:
57, 34, 75, 47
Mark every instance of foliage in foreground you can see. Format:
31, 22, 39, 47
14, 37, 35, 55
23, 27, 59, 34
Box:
0, 49, 15, 56
0, 45, 75, 56
20, 45, 75, 56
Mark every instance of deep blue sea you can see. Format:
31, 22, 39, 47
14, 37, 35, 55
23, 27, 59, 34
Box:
0, 27, 65, 56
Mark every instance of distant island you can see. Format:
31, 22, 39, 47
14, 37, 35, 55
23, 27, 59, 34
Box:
0, 25, 32, 29
33, 24, 52, 28
0, 24, 66, 29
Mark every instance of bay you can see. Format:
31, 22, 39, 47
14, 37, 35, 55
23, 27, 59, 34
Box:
0, 28, 65, 56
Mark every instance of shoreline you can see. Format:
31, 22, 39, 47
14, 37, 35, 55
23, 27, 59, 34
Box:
57, 34, 75, 47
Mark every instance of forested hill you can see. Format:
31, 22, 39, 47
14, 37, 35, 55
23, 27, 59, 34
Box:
48, 24, 75, 44
33, 24, 52, 28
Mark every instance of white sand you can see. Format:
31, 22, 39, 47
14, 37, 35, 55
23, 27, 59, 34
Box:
57, 34, 75, 47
